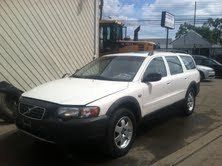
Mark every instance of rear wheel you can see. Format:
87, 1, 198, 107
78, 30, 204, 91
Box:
182, 88, 196, 116
105, 108, 136, 158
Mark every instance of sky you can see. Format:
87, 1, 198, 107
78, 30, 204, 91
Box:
103, 0, 222, 39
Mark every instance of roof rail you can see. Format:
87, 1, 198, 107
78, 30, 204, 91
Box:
155, 49, 188, 54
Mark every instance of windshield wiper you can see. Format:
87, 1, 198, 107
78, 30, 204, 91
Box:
71, 75, 83, 78
84, 75, 112, 80
72, 75, 129, 81
72, 75, 112, 80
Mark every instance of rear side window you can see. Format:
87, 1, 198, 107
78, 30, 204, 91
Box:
180, 56, 196, 70
194, 59, 202, 65
201, 59, 218, 66
144, 57, 167, 77
165, 56, 183, 75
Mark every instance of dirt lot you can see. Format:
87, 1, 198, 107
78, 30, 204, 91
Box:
0, 79, 222, 166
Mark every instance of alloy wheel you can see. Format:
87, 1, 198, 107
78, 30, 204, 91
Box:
187, 92, 194, 112
114, 116, 133, 149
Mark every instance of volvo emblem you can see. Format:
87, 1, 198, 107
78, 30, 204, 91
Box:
23, 106, 37, 115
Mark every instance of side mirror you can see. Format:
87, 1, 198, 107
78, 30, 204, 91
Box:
142, 73, 162, 82
62, 73, 70, 78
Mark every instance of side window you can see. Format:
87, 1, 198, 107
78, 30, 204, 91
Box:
144, 57, 167, 77
194, 59, 202, 65
165, 56, 183, 75
180, 56, 196, 70
210, 60, 218, 65
201, 59, 211, 66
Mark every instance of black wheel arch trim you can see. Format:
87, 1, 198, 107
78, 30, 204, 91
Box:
106, 96, 142, 122
187, 81, 199, 96
199, 70, 205, 77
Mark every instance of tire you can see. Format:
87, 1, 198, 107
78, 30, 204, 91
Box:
182, 88, 196, 116
200, 71, 205, 81
104, 108, 136, 158
0, 92, 18, 123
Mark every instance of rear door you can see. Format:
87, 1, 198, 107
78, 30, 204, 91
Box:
180, 55, 198, 88
164, 56, 187, 103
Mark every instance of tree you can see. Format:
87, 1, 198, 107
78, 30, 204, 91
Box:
175, 22, 194, 38
176, 18, 222, 45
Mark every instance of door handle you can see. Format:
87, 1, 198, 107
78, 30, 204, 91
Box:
167, 81, 171, 85
185, 77, 187, 80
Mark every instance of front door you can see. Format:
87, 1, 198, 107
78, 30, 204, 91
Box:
141, 57, 172, 116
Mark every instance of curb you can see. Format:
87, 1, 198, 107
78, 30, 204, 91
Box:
151, 124, 222, 166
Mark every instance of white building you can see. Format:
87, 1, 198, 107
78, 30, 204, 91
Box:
171, 30, 212, 56
0, 0, 99, 91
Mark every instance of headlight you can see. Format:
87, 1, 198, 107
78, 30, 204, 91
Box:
57, 106, 100, 120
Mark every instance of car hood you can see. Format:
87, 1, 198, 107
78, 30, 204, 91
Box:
22, 78, 129, 105
196, 65, 214, 71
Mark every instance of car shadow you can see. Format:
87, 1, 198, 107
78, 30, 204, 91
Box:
201, 80, 212, 83
137, 105, 182, 135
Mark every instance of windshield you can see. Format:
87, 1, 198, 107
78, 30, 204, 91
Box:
212, 59, 222, 66
72, 56, 145, 81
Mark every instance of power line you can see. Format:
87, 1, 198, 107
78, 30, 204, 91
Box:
103, 1, 222, 27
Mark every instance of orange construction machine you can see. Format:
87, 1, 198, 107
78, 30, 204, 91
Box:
99, 20, 155, 55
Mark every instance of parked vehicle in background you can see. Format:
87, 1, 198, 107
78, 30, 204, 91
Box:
214, 54, 222, 64
196, 65, 215, 81
16, 51, 200, 158
192, 55, 222, 77
0, 82, 23, 122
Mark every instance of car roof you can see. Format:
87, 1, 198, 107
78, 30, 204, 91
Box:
103, 51, 190, 58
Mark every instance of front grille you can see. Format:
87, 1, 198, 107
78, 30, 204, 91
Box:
19, 103, 45, 120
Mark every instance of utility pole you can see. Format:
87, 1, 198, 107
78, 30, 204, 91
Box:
161, 11, 174, 50
166, 28, 169, 49
194, 1, 197, 26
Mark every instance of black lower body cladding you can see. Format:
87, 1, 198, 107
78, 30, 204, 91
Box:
16, 97, 108, 143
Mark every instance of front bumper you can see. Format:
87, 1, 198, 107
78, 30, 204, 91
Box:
205, 71, 215, 80
15, 97, 108, 143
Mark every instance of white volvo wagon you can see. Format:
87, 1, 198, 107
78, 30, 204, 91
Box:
16, 51, 200, 158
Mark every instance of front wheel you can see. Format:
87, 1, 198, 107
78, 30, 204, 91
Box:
182, 89, 196, 116
105, 108, 136, 158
